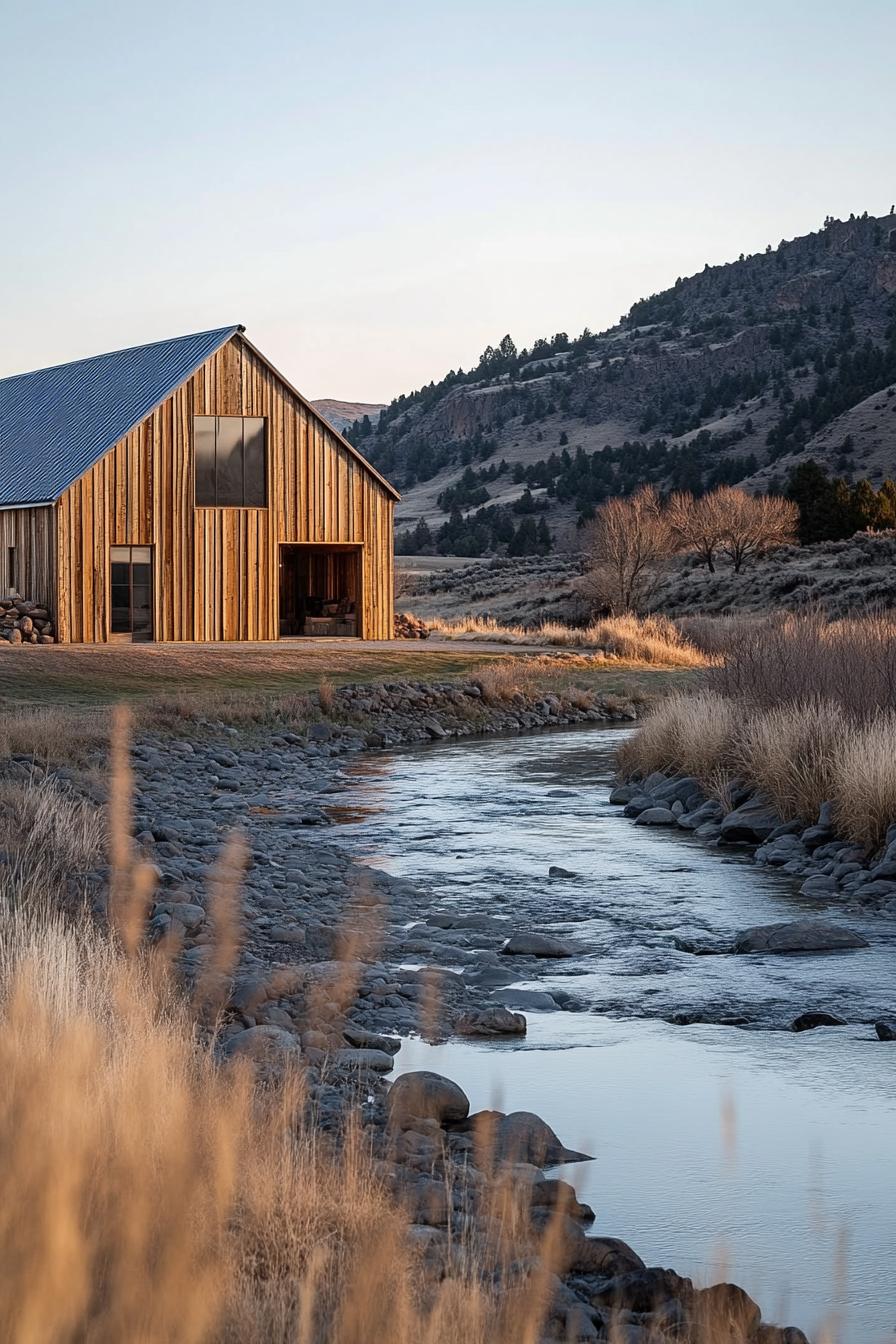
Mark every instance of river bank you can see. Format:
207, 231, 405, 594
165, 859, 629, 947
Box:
1, 677, 828, 1341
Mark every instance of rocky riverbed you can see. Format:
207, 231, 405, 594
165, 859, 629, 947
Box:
4, 678, 833, 1342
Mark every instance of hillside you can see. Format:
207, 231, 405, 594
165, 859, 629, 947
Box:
397, 530, 896, 625
312, 399, 385, 434
349, 211, 896, 555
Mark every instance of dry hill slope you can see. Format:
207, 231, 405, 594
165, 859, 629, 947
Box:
348, 211, 896, 554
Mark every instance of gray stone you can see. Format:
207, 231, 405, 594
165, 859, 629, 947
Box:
548, 865, 578, 878
874, 1019, 896, 1041
634, 806, 677, 827
492, 987, 557, 1010
455, 1006, 526, 1036
799, 874, 839, 897
734, 920, 869, 954
501, 931, 575, 958
677, 799, 724, 830
492, 1110, 591, 1164
790, 1011, 848, 1032
386, 1071, 470, 1129
719, 800, 781, 843
222, 1025, 302, 1065
333, 1048, 395, 1072
343, 1024, 401, 1053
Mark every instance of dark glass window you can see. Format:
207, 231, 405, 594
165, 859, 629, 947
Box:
110, 546, 153, 641
194, 417, 216, 507
7, 547, 15, 593
193, 416, 267, 507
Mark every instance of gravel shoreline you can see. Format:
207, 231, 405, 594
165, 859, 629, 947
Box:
11, 678, 812, 1342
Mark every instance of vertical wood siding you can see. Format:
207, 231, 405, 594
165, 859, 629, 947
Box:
52, 335, 395, 642
0, 506, 55, 610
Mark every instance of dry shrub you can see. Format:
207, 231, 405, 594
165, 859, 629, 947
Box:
617, 691, 738, 782
0, 775, 106, 912
318, 679, 336, 715
473, 662, 529, 705
734, 699, 847, 822
674, 614, 767, 659
707, 610, 896, 717
0, 706, 107, 769
831, 709, 896, 850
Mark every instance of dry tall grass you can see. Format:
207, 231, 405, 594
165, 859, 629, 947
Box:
428, 613, 706, 666
623, 611, 896, 848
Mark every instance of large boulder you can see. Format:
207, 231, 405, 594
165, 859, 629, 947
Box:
475, 1112, 588, 1166
734, 920, 869, 954
501, 932, 575, 958
875, 1019, 896, 1041
386, 1071, 470, 1129
720, 800, 781, 844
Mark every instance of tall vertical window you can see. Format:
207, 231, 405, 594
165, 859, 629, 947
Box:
194, 416, 267, 506
7, 547, 15, 593
110, 546, 153, 641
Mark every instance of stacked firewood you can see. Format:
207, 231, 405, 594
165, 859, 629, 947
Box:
0, 597, 55, 644
393, 611, 430, 639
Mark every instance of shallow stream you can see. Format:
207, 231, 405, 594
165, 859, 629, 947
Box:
331, 725, 896, 1343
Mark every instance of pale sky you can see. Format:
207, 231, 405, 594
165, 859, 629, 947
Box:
1, 0, 893, 403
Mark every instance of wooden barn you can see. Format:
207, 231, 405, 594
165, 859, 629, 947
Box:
0, 325, 399, 642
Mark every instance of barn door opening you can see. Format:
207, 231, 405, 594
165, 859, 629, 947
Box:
278, 545, 361, 637
110, 546, 153, 642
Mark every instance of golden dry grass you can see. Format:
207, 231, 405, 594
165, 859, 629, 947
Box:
426, 613, 707, 667
427, 615, 709, 666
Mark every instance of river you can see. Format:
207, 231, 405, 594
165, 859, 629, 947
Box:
329, 724, 896, 1344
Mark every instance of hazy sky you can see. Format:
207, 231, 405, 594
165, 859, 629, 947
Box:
1, 0, 893, 402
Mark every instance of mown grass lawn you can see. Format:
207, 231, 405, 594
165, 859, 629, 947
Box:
0, 640, 698, 709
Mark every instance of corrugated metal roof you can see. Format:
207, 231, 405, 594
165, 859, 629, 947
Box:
0, 325, 241, 506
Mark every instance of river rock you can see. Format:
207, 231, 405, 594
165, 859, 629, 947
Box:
386, 1071, 470, 1129
634, 806, 678, 826
501, 931, 575, 958
719, 800, 781, 843
588, 1265, 691, 1312
694, 1282, 761, 1338
222, 1025, 302, 1066
757, 1327, 811, 1344
334, 1047, 395, 1072
548, 865, 578, 878
529, 1177, 595, 1222
790, 1011, 848, 1031
494, 1110, 591, 1164
874, 1019, 896, 1041
456, 1006, 526, 1036
343, 1024, 401, 1053
734, 921, 869, 954
492, 987, 558, 1010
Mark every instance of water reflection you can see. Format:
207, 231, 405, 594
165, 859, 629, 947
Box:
329, 724, 896, 1343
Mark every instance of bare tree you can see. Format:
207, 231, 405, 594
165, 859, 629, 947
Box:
715, 487, 798, 572
583, 486, 675, 613
666, 490, 727, 572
